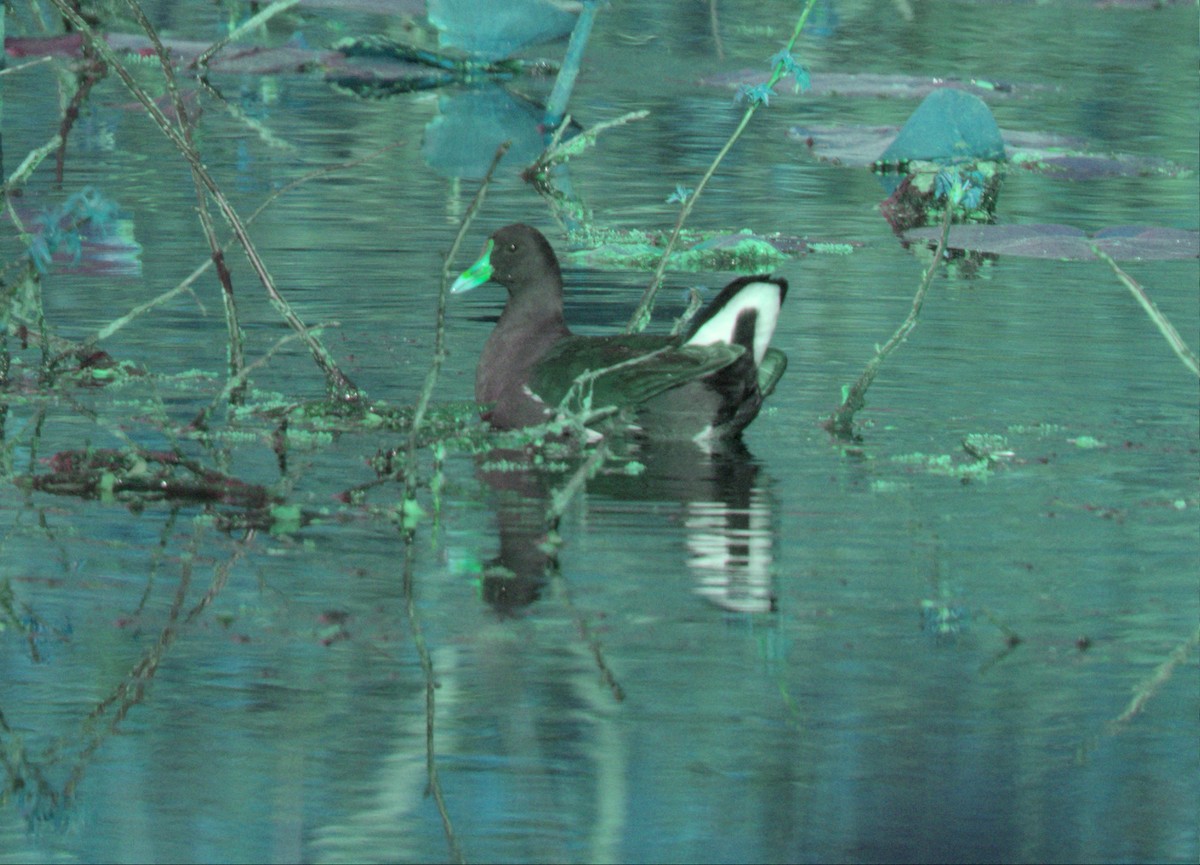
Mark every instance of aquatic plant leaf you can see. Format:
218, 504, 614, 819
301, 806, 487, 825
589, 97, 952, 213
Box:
17, 190, 142, 277
562, 229, 856, 272
735, 82, 773, 106
427, 0, 578, 60
421, 86, 548, 179
878, 89, 1005, 165
902, 224, 1200, 261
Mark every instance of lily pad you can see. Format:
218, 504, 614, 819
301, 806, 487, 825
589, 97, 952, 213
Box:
788, 124, 1191, 179
428, 0, 577, 59
699, 70, 1043, 101
901, 224, 1200, 261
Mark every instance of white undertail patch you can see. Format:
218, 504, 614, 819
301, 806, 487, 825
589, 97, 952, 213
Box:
684, 280, 783, 365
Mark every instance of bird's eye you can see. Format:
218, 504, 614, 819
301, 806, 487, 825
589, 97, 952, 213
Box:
507, 242, 518, 252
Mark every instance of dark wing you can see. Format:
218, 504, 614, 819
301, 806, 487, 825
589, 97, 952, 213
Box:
530, 334, 746, 416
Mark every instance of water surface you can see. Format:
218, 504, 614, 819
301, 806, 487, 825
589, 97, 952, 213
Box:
1, 1, 1197, 862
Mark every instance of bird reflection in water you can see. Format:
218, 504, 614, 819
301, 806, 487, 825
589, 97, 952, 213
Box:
474, 438, 778, 616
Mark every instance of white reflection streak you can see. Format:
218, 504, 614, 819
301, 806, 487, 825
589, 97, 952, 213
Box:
686, 489, 775, 613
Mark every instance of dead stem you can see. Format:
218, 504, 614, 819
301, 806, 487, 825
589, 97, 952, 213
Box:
71, 141, 405, 362
63, 528, 252, 802
3, 135, 62, 194
198, 75, 296, 152
0, 55, 56, 78
526, 110, 649, 179
192, 0, 302, 72
188, 326, 330, 431
55, 56, 106, 183
823, 204, 953, 439
410, 141, 511, 446
121, 0, 248, 397
392, 142, 514, 865
2, 137, 61, 369
185, 531, 255, 623
1090, 244, 1199, 378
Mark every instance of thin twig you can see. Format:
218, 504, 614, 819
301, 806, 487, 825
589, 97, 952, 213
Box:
626, 0, 819, 332
122, 0, 247, 394
187, 325, 335, 431
391, 142, 513, 865
823, 204, 953, 439
47, 0, 360, 402
192, 0, 303, 71
56, 56, 107, 183
528, 110, 649, 177
1090, 244, 1199, 378
410, 141, 511, 443
197, 75, 296, 152
2, 136, 62, 193
0, 55, 56, 77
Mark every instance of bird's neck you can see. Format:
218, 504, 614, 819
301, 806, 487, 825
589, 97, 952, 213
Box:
499, 284, 567, 332
476, 290, 571, 407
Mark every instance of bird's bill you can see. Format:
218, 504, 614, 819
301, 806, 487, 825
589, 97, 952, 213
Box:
450, 239, 494, 294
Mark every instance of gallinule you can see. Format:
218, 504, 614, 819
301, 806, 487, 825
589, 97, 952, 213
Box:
451, 223, 789, 441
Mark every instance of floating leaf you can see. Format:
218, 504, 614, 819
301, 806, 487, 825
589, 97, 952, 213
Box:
427, 0, 577, 60
789, 124, 1191, 179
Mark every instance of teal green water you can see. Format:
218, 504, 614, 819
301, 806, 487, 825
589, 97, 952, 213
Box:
1, 1, 1197, 862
